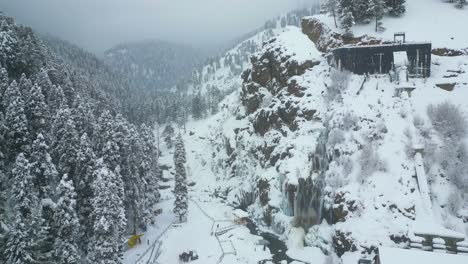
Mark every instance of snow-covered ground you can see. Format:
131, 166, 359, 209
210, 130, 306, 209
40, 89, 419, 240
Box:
379, 246, 468, 264
315, 0, 468, 50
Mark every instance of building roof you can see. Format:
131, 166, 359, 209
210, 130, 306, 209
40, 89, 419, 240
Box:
334, 42, 432, 51
379, 247, 468, 264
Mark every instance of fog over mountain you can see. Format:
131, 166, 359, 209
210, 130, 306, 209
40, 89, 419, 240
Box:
1, 0, 312, 54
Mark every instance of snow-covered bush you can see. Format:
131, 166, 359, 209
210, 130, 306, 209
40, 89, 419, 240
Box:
328, 128, 345, 149
305, 222, 333, 254
447, 190, 462, 215
327, 70, 350, 102
257, 178, 270, 206
339, 155, 354, 177
341, 112, 358, 131
427, 102, 468, 191
438, 143, 468, 190
413, 114, 431, 139
326, 163, 345, 189
427, 101, 467, 141
358, 143, 386, 182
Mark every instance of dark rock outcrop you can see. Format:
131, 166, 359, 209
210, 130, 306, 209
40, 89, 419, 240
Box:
301, 17, 390, 53
333, 231, 358, 257
301, 17, 344, 53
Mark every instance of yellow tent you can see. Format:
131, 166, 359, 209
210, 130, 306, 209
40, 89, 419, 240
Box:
128, 234, 144, 248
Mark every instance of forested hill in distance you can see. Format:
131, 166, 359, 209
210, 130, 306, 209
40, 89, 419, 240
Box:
104, 40, 205, 92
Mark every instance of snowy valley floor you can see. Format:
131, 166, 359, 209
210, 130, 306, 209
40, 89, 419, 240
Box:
122, 197, 274, 264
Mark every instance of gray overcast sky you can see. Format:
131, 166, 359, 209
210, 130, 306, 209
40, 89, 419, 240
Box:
1, 0, 313, 54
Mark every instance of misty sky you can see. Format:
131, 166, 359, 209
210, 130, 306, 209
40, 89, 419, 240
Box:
1, 0, 313, 54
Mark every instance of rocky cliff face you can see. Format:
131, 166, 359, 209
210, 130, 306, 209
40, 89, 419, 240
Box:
301, 17, 392, 53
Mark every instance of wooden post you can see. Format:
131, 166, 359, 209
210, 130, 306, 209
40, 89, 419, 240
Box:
422, 235, 434, 251
444, 238, 458, 254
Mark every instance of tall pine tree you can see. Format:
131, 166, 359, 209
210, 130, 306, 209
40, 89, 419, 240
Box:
88, 158, 126, 264
26, 83, 49, 136
53, 174, 80, 264
75, 133, 96, 252
323, 0, 339, 27
140, 124, 161, 226
386, 0, 406, 16
5, 154, 43, 264
4, 81, 29, 160
173, 134, 188, 223
369, 0, 386, 32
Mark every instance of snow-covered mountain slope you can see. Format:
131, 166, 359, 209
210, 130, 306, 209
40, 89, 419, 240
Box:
177, 23, 468, 263
190, 7, 319, 96
315, 0, 468, 50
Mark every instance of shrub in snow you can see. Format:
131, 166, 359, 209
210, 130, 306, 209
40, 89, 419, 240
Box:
447, 190, 462, 215
257, 178, 270, 206
339, 155, 354, 178
413, 115, 431, 139
327, 70, 351, 102
427, 101, 467, 141
341, 112, 358, 131
328, 128, 345, 149
438, 143, 468, 191
428, 102, 468, 191
305, 223, 332, 254
358, 143, 386, 182
326, 158, 351, 189
403, 127, 417, 158
227, 187, 256, 210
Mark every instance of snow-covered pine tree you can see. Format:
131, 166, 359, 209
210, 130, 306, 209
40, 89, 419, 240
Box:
26, 83, 49, 135
207, 85, 222, 115
0, 151, 7, 263
4, 80, 30, 160
173, 134, 188, 223
72, 97, 95, 138
163, 123, 175, 148
95, 110, 116, 155
88, 158, 126, 264
51, 107, 79, 179
191, 91, 205, 120
340, 8, 355, 37
353, 0, 372, 23
123, 125, 145, 234
0, 66, 9, 106
18, 73, 32, 100
75, 133, 96, 251
323, 0, 339, 27
139, 124, 161, 226
30, 133, 57, 198
386, 0, 406, 16
5, 153, 39, 264
53, 174, 80, 264
369, 0, 386, 32
30, 132, 58, 233
47, 85, 66, 117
